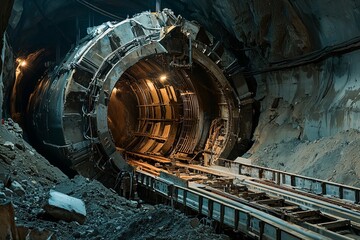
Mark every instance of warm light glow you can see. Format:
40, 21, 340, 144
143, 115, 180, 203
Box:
16, 58, 27, 68
20, 61, 27, 67
159, 74, 167, 82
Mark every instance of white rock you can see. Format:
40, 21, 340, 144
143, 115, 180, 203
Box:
9, 181, 25, 196
13, 123, 23, 133
7, 118, 14, 125
43, 190, 86, 224
3, 141, 15, 151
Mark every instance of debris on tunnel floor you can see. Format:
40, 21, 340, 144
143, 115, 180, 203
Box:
0, 124, 229, 240
2, 1, 360, 239
249, 129, 360, 187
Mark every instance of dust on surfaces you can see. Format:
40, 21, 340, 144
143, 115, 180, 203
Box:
250, 129, 360, 187
0, 122, 228, 240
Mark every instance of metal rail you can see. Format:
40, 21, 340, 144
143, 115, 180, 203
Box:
176, 162, 360, 222
132, 159, 360, 239
136, 170, 325, 240
218, 158, 360, 204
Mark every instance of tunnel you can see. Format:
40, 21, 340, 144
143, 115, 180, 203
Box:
21, 10, 255, 189
2, 0, 360, 189
2, 1, 360, 239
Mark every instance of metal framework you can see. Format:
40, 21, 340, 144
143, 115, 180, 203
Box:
134, 160, 360, 240
27, 10, 253, 184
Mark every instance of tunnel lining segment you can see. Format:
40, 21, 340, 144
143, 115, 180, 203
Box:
91, 42, 168, 169
67, 11, 175, 173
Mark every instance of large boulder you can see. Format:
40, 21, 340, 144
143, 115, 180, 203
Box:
43, 190, 86, 224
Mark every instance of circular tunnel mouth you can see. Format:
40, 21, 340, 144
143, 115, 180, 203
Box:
24, 11, 255, 181
107, 54, 232, 164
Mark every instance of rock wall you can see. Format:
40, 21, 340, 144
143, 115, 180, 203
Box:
251, 0, 360, 150
5, 0, 360, 184
1, 0, 14, 118
169, 0, 312, 61
163, 0, 360, 157
166, 0, 360, 183
180, 0, 360, 146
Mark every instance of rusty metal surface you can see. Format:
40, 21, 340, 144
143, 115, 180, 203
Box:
27, 10, 253, 190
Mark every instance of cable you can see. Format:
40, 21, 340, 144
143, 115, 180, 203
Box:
76, 0, 124, 21
77, 0, 122, 20
243, 35, 360, 76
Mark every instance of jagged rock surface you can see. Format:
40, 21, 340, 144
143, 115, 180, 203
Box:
0, 124, 228, 239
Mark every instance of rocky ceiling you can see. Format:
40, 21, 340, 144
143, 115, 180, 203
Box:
9, 0, 314, 59
1, 0, 360, 182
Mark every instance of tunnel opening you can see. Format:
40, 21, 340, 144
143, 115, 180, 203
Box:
107, 53, 234, 165
108, 57, 186, 161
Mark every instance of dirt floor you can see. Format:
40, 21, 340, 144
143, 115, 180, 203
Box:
2, 116, 359, 239
0, 121, 228, 240
249, 129, 360, 187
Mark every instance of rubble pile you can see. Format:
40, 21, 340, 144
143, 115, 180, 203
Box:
250, 129, 360, 187
3, 118, 23, 137
0, 121, 228, 240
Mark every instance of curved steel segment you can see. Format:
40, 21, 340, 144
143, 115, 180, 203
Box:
27, 10, 254, 187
